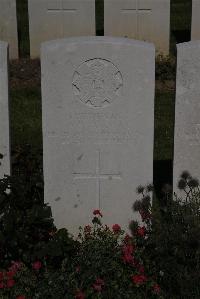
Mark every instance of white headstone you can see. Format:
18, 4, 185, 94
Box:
0, 41, 10, 178
0, 0, 18, 59
191, 0, 200, 41
174, 41, 200, 194
41, 37, 155, 233
104, 0, 170, 55
28, 0, 95, 58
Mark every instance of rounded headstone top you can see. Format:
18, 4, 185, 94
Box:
177, 40, 200, 50
41, 36, 155, 52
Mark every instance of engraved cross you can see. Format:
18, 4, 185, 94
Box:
121, 0, 152, 37
47, 0, 77, 35
73, 150, 121, 209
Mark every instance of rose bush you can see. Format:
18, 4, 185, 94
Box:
130, 173, 200, 298
0, 211, 162, 299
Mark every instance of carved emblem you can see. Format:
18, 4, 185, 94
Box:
72, 58, 123, 108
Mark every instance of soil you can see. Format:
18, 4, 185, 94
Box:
10, 59, 41, 90
9, 58, 176, 93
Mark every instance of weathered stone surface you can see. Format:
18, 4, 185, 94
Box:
191, 0, 200, 41
174, 41, 200, 195
0, 0, 18, 59
28, 0, 95, 58
0, 41, 10, 178
104, 0, 170, 55
41, 37, 155, 233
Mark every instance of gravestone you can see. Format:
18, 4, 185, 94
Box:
174, 41, 200, 194
191, 0, 200, 41
41, 37, 155, 233
0, 41, 10, 178
104, 0, 170, 55
0, 0, 18, 59
28, 0, 95, 58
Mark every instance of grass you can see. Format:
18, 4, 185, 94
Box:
10, 87, 42, 151
154, 91, 175, 161
10, 0, 191, 187
10, 84, 175, 161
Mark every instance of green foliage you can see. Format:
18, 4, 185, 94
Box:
0, 152, 76, 269
0, 217, 162, 299
131, 173, 200, 298
0, 169, 54, 267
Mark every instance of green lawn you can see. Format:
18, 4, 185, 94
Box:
10, 84, 175, 163
154, 91, 175, 161
11, 0, 189, 179
10, 87, 42, 151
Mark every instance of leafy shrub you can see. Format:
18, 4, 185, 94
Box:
130, 172, 200, 298
0, 152, 76, 269
0, 211, 162, 299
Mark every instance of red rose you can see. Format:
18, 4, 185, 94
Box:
122, 253, 134, 264
0, 281, 4, 289
112, 224, 121, 233
122, 244, 134, 255
132, 274, 147, 285
152, 283, 161, 294
6, 270, 15, 279
138, 265, 145, 274
7, 279, 15, 288
32, 261, 42, 270
16, 296, 26, 299
122, 244, 135, 265
75, 290, 85, 299
93, 209, 103, 217
137, 226, 146, 237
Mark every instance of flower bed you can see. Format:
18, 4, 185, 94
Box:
0, 210, 162, 299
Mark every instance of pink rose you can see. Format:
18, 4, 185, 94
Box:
112, 224, 121, 233
93, 209, 103, 217
32, 261, 42, 270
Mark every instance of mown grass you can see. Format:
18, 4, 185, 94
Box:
11, 0, 190, 184
10, 88, 42, 152
154, 91, 175, 161
10, 86, 175, 162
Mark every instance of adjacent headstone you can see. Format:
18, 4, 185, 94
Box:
28, 0, 96, 58
41, 37, 155, 233
104, 0, 170, 55
174, 41, 200, 195
191, 0, 200, 41
0, 41, 10, 178
0, 0, 18, 59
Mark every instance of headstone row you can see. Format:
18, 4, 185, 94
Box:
1, 37, 200, 233
29, 0, 170, 57
1, 0, 171, 58
2, 0, 200, 59
0, 41, 10, 178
